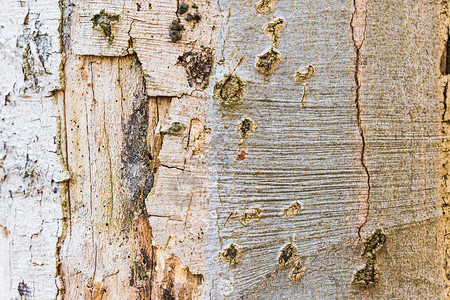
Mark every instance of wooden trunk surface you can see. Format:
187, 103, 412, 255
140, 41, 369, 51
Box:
0, 0, 447, 299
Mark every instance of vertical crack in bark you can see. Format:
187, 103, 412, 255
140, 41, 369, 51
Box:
88, 62, 95, 221
149, 245, 156, 299
444, 78, 449, 122
126, 20, 135, 54
62, 102, 72, 235
105, 104, 114, 229
55, 90, 72, 298
443, 76, 450, 290
350, 0, 370, 241
56, 0, 73, 296
117, 58, 125, 124
184, 119, 193, 168
90, 245, 98, 298
55, 114, 69, 299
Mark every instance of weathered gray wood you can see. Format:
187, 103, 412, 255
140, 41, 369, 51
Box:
0, 0, 447, 298
208, 0, 444, 298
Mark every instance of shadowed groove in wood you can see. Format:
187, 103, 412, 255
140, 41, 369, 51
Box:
60, 54, 203, 299
351, 0, 371, 242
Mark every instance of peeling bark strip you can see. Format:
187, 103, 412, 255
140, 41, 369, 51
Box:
60, 55, 203, 299
0, 0, 64, 296
70, 0, 217, 97
54, 0, 214, 299
56, 0, 216, 296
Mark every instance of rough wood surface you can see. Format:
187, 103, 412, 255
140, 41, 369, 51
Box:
0, 0, 447, 298
70, 0, 218, 96
58, 0, 215, 297
60, 55, 205, 298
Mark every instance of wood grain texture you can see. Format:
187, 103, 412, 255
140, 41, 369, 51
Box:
209, 0, 364, 297
0, 0, 445, 298
357, 1, 443, 298
71, 0, 218, 97
207, 0, 444, 298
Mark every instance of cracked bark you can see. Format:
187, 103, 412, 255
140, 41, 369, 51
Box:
58, 53, 205, 298
0, 0, 446, 298
350, 0, 371, 242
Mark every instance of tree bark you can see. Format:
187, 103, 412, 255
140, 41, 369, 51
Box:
0, 0, 447, 299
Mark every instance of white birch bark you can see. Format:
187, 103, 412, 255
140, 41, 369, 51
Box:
0, 0, 66, 299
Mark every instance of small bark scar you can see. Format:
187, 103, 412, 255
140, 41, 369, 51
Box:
350, 0, 370, 242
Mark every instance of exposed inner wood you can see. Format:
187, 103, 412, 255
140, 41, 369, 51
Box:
60, 55, 203, 299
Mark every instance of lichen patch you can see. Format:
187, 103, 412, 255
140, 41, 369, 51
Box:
264, 18, 286, 47
91, 10, 120, 45
160, 121, 186, 136
363, 229, 386, 256
213, 74, 245, 106
282, 201, 302, 218
177, 47, 214, 88
169, 19, 184, 42
278, 243, 299, 270
255, 48, 281, 75
130, 259, 149, 286
238, 117, 257, 141
289, 258, 306, 283
278, 243, 307, 283
219, 243, 242, 266
177, 2, 189, 15
354, 229, 386, 286
239, 208, 262, 226
294, 65, 315, 84
256, 0, 278, 13
354, 256, 377, 286
18, 281, 31, 297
